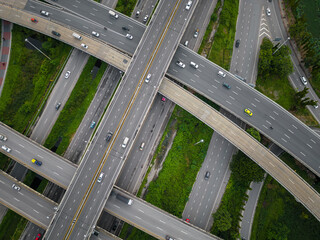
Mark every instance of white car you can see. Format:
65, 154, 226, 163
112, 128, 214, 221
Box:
190, 61, 198, 69
186, 1, 192, 10
143, 15, 149, 23
40, 10, 49, 17
300, 76, 307, 85
176, 61, 185, 68
64, 71, 71, 79
194, 29, 199, 38
0, 134, 7, 141
92, 31, 100, 37
12, 184, 20, 191
126, 34, 133, 40
145, 73, 151, 83
81, 43, 88, 49
266, 8, 271, 16
184, 40, 188, 47
1, 145, 11, 153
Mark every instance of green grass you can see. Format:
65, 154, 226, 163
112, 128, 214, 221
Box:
115, 0, 138, 17
44, 57, 107, 155
208, 0, 239, 70
0, 210, 28, 240
251, 175, 320, 240
119, 223, 157, 240
301, 0, 320, 38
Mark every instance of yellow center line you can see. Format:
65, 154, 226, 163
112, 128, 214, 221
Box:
63, 0, 182, 238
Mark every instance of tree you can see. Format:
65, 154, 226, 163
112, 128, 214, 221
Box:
258, 38, 273, 76
213, 206, 232, 232
246, 128, 261, 142
267, 222, 289, 240
292, 87, 318, 110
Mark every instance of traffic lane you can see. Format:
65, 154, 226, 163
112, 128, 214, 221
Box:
106, 188, 219, 240
31, 50, 89, 144
24, 1, 139, 54
133, 0, 158, 24
47, 0, 145, 38
168, 47, 320, 175
0, 171, 56, 229
0, 124, 76, 188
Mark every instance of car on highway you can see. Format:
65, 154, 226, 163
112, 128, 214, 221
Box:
90, 121, 96, 129
81, 43, 88, 49
186, 218, 190, 223
35, 233, 42, 240
139, 142, 145, 151
166, 235, 175, 240
194, 28, 199, 38
126, 34, 133, 40
40, 10, 49, 17
176, 61, 185, 68
106, 131, 113, 142
244, 108, 253, 116
92, 31, 100, 37
52, 31, 61, 37
186, 1, 192, 10
235, 39, 240, 48
122, 26, 130, 31
184, 40, 188, 47
1, 145, 11, 153
266, 8, 271, 16
161, 97, 166, 102
97, 172, 104, 183
55, 102, 61, 110
109, 10, 119, 19
31, 18, 38, 23
64, 71, 71, 79
300, 76, 307, 85
204, 171, 210, 180
190, 61, 198, 69
0, 134, 7, 141
145, 73, 151, 83
12, 184, 20, 191
143, 15, 149, 23
31, 158, 42, 166
136, 10, 140, 17
218, 70, 226, 77
313, 104, 318, 109
223, 82, 231, 89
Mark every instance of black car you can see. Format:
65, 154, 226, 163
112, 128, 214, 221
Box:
122, 26, 130, 31
106, 131, 113, 142
52, 31, 61, 37
235, 39, 240, 48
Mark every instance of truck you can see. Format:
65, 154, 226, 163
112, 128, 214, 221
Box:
108, 10, 119, 19
116, 194, 133, 205
72, 32, 82, 40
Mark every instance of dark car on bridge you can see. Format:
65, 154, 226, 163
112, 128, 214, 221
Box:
235, 39, 240, 48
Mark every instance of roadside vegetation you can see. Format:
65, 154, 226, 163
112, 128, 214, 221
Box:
256, 38, 318, 126
210, 128, 264, 239
115, 0, 138, 17
44, 57, 107, 155
284, 0, 320, 96
207, 0, 239, 70
0, 25, 71, 170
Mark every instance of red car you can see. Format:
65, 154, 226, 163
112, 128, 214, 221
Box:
35, 233, 41, 240
186, 218, 190, 223
161, 97, 166, 102
31, 18, 38, 23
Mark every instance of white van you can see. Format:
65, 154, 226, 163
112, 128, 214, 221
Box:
109, 10, 119, 19
122, 137, 129, 148
218, 70, 226, 78
72, 32, 82, 40
190, 61, 198, 69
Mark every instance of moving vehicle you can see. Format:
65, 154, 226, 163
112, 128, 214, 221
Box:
31, 158, 42, 166
166, 236, 176, 240
12, 184, 20, 191
218, 70, 226, 77
106, 131, 113, 142
126, 33, 133, 40
184, 40, 189, 47
176, 61, 185, 68
55, 102, 61, 110
0, 134, 7, 141
72, 32, 82, 40
223, 82, 231, 89
109, 10, 119, 19
92, 31, 99, 37
145, 73, 151, 83
139, 142, 145, 151
143, 15, 149, 23
186, 1, 192, 10
40, 10, 49, 16
81, 43, 88, 49
122, 26, 129, 31
186, 218, 190, 223
31, 18, 38, 23
52, 31, 61, 37
300, 76, 307, 85
64, 71, 71, 79
1, 145, 11, 153
122, 137, 129, 148
136, 10, 140, 17
194, 28, 199, 38
244, 108, 253, 116
116, 194, 133, 205
161, 97, 166, 102
190, 61, 198, 69
97, 172, 104, 183
266, 8, 271, 16
235, 39, 240, 48
204, 171, 210, 180
35, 233, 42, 240
90, 121, 96, 129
